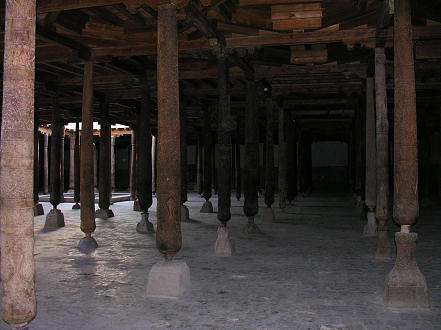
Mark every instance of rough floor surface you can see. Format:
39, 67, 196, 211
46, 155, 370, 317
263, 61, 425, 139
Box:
1, 192, 440, 329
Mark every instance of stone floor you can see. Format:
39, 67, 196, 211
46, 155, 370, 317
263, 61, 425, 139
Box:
1, 192, 440, 329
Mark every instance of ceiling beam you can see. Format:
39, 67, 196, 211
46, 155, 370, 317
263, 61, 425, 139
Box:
37, 0, 123, 14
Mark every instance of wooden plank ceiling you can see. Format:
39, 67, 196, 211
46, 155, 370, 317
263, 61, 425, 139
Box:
1, 0, 440, 142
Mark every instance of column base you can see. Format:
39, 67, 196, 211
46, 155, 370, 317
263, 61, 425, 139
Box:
95, 208, 114, 219
78, 236, 98, 253
72, 203, 80, 210
384, 232, 429, 309
214, 225, 234, 256
146, 260, 191, 299
136, 213, 155, 233
200, 200, 213, 213
362, 211, 377, 237
180, 205, 190, 222
375, 228, 391, 259
133, 200, 141, 212
44, 209, 65, 228
243, 217, 262, 234
33, 203, 44, 216
261, 207, 275, 222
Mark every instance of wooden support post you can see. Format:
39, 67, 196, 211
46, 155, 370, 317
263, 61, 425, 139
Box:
136, 79, 154, 233
235, 134, 242, 201
286, 115, 298, 204
130, 130, 136, 200
353, 95, 363, 200
243, 78, 261, 234
374, 48, 391, 259
214, 53, 234, 255
78, 61, 98, 252
196, 131, 203, 195
96, 98, 114, 219
152, 135, 157, 195
60, 126, 65, 201
34, 110, 44, 216
262, 97, 275, 222
200, 105, 213, 213
180, 100, 190, 222
384, 0, 429, 309
43, 133, 49, 194
0, 0, 37, 325
69, 135, 75, 190
278, 103, 287, 208
363, 77, 377, 237
111, 136, 115, 191
72, 120, 81, 209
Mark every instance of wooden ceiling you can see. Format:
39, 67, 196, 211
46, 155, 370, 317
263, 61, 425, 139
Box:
1, 0, 441, 142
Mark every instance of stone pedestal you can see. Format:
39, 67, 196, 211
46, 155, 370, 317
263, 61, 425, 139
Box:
261, 207, 275, 222
375, 226, 391, 259
384, 232, 429, 309
136, 213, 155, 233
146, 260, 191, 299
95, 208, 114, 219
243, 217, 262, 234
200, 200, 213, 213
180, 205, 190, 222
72, 203, 80, 210
44, 209, 65, 228
362, 211, 377, 237
133, 200, 141, 212
78, 236, 98, 254
33, 203, 44, 216
214, 226, 234, 256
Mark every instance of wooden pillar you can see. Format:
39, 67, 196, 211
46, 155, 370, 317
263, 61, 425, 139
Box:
43, 133, 49, 194
278, 103, 287, 208
60, 126, 65, 201
73, 120, 81, 209
385, 0, 429, 309
78, 61, 98, 251
96, 98, 114, 218
136, 79, 154, 233
422, 109, 431, 199
93, 142, 97, 189
353, 95, 363, 198
0, 0, 37, 325
129, 130, 136, 200
363, 77, 377, 236
34, 110, 44, 215
152, 135, 157, 195
180, 100, 190, 222
374, 48, 391, 259
262, 97, 275, 222
196, 132, 203, 195
243, 78, 260, 233
155, 2, 182, 260
286, 115, 297, 204
69, 135, 75, 190
200, 105, 213, 212
111, 135, 115, 190
235, 132, 242, 200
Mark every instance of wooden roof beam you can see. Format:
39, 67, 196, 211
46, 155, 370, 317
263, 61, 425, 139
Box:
37, 0, 123, 14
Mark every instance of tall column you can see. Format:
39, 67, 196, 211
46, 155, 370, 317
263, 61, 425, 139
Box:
44, 105, 65, 228
278, 103, 287, 208
243, 77, 261, 234
34, 110, 44, 216
200, 105, 213, 213
147, 2, 190, 299
136, 78, 154, 233
129, 130, 136, 200
196, 132, 203, 195
72, 120, 81, 209
43, 133, 49, 194
152, 135, 157, 195
111, 135, 115, 191
60, 126, 65, 202
214, 53, 234, 255
180, 100, 190, 222
286, 116, 297, 204
363, 77, 377, 236
374, 48, 391, 259
262, 97, 275, 222
0, 0, 37, 326
93, 142, 97, 189
78, 61, 98, 252
69, 135, 75, 190
235, 135, 242, 200
384, 0, 429, 309
353, 95, 363, 201
96, 98, 114, 219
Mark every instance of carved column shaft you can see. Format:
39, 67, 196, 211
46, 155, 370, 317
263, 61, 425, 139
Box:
196, 132, 203, 195
0, 0, 37, 325
34, 110, 40, 204
202, 107, 212, 202
98, 99, 112, 210
69, 135, 75, 189
60, 126, 65, 198
365, 77, 377, 212
74, 120, 80, 205
235, 131, 241, 200
111, 135, 115, 190
130, 131, 136, 200
180, 101, 188, 205
156, 3, 182, 259
286, 115, 297, 203
80, 61, 96, 236
43, 133, 49, 194
264, 98, 275, 208
278, 104, 287, 208
50, 107, 62, 209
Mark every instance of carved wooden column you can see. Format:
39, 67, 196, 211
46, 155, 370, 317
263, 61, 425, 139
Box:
262, 97, 275, 222
72, 120, 81, 209
374, 48, 391, 259
235, 130, 242, 200
152, 134, 157, 194
43, 133, 49, 194
196, 132, 203, 196
214, 53, 234, 255
78, 61, 98, 252
96, 98, 114, 219
111, 135, 115, 191
180, 100, 190, 222
353, 95, 363, 202
278, 102, 287, 208
243, 77, 261, 234
286, 114, 297, 204
93, 141, 97, 189
200, 105, 213, 213
136, 78, 155, 233
147, 2, 190, 299
69, 135, 75, 190
0, 0, 37, 326
384, 0, 429, 309
129, 130, 136, 200
363, 77, 377, 236
34, 110, 44, 216
60, 125, 65, 202
45, 105, 65, 228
